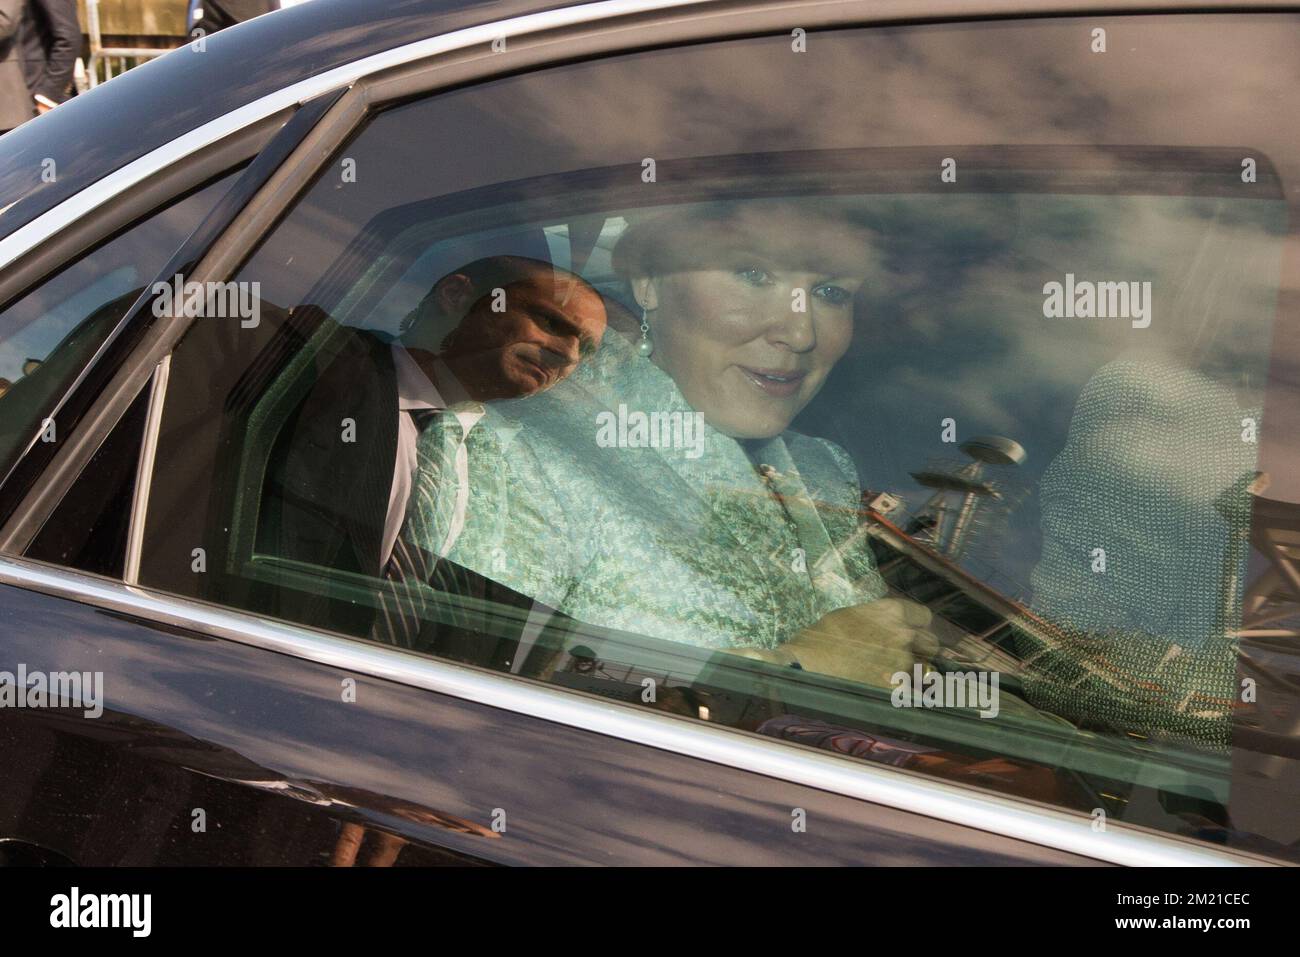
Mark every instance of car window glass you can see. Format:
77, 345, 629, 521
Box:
139, 15, 1300, 861
0, 170, 240, 479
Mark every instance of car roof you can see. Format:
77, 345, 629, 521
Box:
0, 0, 580, 238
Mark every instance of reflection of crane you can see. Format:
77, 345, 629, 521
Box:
1235, 479, 1300, 642
906, 436, 1027, 560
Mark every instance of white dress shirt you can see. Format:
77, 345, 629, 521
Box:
382, 345, 483, 566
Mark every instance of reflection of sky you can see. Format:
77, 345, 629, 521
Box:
0, 266, 137, 383
229, 13, 1300, 613
330, 189, 1287, 602
0, 171, 235, 388
244, 14, 1300, 315
802, 193, 1286, 596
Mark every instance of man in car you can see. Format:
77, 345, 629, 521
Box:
266, 254, 607, 656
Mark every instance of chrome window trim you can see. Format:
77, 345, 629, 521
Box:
0, 554, 1277, 867
124, 355, 170, 585
2, 0, 1297, 275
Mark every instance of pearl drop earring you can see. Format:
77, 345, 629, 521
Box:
637, 304, 654, 358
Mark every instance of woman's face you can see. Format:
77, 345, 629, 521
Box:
634, 215, 869, 439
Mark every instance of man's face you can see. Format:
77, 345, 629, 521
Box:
441, 272, 607, 401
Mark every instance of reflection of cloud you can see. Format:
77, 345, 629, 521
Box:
244, 15, 1298, 457
251, 14, 1300, 312
811, 188, 1286, 589
410, 16, 1300, 183
834, 193, 1283, 445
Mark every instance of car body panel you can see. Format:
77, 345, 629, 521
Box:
0, 578, 1104, 864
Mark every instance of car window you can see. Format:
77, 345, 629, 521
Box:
138, 15, 1300, 860
0, 170, 241, 481
25, 383, 150, 577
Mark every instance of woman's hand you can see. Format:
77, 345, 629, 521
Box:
731, 597, 940, 688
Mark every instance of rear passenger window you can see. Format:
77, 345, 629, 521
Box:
139, 16, 1300, 860
0, 171, 240, 481
25, 382, 150, 577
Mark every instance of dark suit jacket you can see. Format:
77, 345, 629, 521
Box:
20, 0, 78, 105
262, 323, 560, 670
271, 325, 397, 582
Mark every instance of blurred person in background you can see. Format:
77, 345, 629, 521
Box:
0, 0, 30, 132
20, 0, 79, 115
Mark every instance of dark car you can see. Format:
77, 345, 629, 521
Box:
0, 0, 1297, 867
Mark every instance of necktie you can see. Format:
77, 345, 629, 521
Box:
374, 409, 463, 649
753, 461, 857, 611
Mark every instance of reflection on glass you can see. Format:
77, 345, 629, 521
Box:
141, 14, 1300, 861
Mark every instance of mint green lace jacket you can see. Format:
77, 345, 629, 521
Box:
411, 329, 885, 650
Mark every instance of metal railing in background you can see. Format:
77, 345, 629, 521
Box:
83, 0, 176, 89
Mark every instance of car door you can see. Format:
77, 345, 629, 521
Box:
1, 0, 1297, 866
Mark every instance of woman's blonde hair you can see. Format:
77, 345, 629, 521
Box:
611, 198, 883, 282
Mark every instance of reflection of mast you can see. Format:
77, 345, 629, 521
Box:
907, 436, 1027, 559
